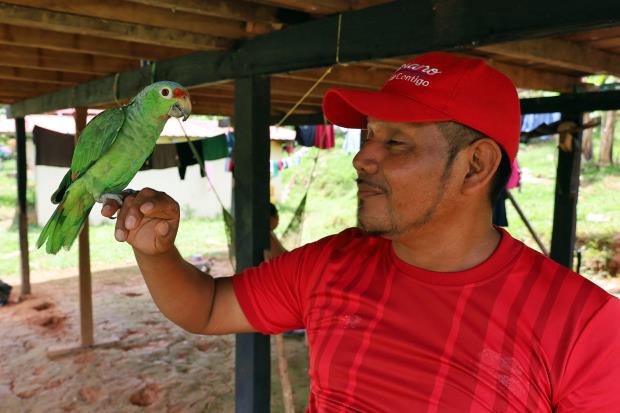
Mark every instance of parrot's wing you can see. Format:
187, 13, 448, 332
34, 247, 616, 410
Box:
50, 107, 126, 204
70, 107, 126, 178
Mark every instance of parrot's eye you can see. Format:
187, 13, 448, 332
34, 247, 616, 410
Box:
160, 88, 172, 99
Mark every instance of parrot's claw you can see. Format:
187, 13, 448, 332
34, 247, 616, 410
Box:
98, 189, 139, 207
98, 193, 124, 206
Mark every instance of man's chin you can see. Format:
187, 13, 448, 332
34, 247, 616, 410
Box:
358, 215, 390, 237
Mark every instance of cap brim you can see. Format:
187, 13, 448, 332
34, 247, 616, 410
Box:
323, 88, 452, 128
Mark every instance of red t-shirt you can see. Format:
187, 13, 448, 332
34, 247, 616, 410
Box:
233, 228, 620, 412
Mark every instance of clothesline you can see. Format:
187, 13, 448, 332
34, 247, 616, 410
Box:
270, 147, 311, 177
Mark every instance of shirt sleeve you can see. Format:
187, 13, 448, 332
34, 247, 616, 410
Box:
232, 244, 309, 335
554, 297, 620, 412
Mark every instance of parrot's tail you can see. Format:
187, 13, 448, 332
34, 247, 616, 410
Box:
36, 190, 94, 254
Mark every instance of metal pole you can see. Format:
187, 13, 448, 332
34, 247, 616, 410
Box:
506, 191, 549, 256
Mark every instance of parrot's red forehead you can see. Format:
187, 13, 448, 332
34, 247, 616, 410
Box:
173, 88, 187, 98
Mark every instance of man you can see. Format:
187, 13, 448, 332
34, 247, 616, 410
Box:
103, 52, 620, 412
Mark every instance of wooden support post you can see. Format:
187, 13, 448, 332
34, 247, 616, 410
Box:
233, 76, 271, 413
74, 107, 94, 347
550, 111, 583, 269
47, 108, 119, 359
15, 117, 30, 297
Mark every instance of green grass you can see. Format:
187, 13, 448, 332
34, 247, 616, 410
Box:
505, 135, 620, 276
275, 141, 358, 247
0, 217, 228, 283
0, 159, 35, 209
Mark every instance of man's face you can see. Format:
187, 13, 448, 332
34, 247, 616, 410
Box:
353, 118, 458, 238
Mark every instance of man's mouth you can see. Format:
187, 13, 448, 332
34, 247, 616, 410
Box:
356, 178, 387, 197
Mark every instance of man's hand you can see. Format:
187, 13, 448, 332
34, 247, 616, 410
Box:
100, 187, 254, 335
101, 187, 179, 256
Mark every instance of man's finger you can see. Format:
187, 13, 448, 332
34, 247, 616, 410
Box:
121, 192, 148, 231
101, 202, 119, 218
154, 221, 176, 253
134, 191, 180, 221
114, 195, 136, 242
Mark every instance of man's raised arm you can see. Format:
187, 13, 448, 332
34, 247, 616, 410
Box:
101, 188, 254, 335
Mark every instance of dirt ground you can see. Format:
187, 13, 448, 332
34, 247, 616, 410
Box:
0, 259, 310, 413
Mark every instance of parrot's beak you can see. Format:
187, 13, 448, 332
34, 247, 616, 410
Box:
169, 96, 192, 121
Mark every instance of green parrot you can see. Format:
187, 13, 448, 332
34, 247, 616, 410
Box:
37, 81, 192, 254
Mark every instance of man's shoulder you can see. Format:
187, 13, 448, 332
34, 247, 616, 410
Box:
515, 240, 618, 313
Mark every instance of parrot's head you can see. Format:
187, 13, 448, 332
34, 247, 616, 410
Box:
138, 81, 192, 121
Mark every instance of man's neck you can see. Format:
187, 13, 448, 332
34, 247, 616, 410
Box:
390, 224, 501, 273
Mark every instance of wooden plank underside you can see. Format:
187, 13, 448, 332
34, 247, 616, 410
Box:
479, 38, 620, 77
0, 24, 193, 61
9, 0, 620, 116
0, 3, 232, 50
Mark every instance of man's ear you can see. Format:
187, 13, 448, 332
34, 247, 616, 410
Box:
461, 139, 502, 195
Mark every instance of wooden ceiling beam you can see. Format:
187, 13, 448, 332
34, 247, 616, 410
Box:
488, 61, 580, 92
1, 0, 271, 38
521, 89, 620, 113
0, 79, 65, 96
185, 101, 234, 117
284, 65, 392, 87
478, 38, 620, 78
0, 91, 38, 100
122, 0, 282, 25
271, 76, 375, 98
250, 0, 351, 14
0, 45, 138, 75
189, 88, 323, 106
585, 37, 620, 50
0, 3, 233, 50
286, 59, 581, 93
562, 26, 620, 42
189, 77, 342, 99
0, 24, 193, 60
191, 99, 320, 117
251, 0, 388, 14
0, 66, 95, 85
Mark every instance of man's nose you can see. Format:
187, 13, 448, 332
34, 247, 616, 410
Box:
352, 142, 379, 175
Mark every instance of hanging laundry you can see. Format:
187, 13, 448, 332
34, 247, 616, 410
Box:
284, 142, 294, 155
315, 124, 335, 149
33, 126, 74, 167
267, 147, 310, 177
295, 125, 316, 147
341, 128, 361, 154
520, 113, 561, 141
141, 143, 178, 170
175, 141, 206, 180
202, 133, 228, 161
226, 131, 235, 155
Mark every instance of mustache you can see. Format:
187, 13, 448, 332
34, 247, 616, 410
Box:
355, 177, 388, 193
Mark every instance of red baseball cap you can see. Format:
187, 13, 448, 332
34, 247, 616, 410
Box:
323, 52, 520, 162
